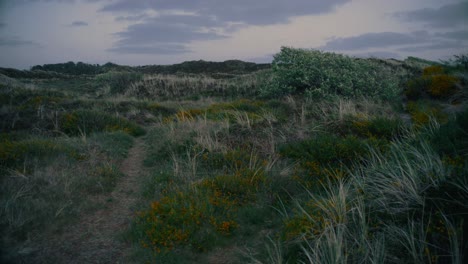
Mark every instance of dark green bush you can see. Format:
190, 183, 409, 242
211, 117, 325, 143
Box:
261, 47, 401, 100
405, 77, 429, 100
60, 110, 145, 137
430, 109, 468, 157
350, 117, 404, 140
0, 138, 82, 169
279, 134, 370, 166
96, 71, 143, 94
405, 66, 460, 100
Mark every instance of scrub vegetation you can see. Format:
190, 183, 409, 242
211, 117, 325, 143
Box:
1, 49, 467, 263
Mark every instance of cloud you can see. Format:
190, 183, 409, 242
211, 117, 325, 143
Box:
110, 14, 228, 54
352, 51, 401, 59
107, 43, 191, 54
395, 1, 468, 28
320, 29, 467, 57
6, 0, 95, 3
114, 15, 225, 45
69, 21, 89, 27
115, 14, 148, 22
100, 0, 351, 25
105, 1, 351, 55
435, 30, 468, 41
398, 41, 466, 53
0, 36, 41, 47
0, 22, 6, 28
322, 31, 430, 51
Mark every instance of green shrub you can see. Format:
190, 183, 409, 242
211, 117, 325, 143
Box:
201, 148, 264, 173
96, 71, 143, 94
144, 127, 194, 166
351, 116, 404, 140
405, 77, 429, 100
60, 110, 145, 137
199, 169, 266, 206
406, 66, 460, 100
427, 74, 458, 98
261, 47, 401, 100
407, 101, 448, 127
134, 188, 237, 253
422, 65, 445, 76
208, 99, 264, 113
0, 138, 82, 169
279, 134, 370, 166
430, 109, 468, 157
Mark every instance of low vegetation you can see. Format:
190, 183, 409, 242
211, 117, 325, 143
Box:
1, 50, 467, 263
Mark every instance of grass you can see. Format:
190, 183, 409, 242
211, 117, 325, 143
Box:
0, 132, 134, 262
1, 53, 467, 263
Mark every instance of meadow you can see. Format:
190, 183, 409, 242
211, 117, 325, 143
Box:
1, 48, 467, 263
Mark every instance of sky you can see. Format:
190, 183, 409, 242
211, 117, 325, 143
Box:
0, 0, 467, 69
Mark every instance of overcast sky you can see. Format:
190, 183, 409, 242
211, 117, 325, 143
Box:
0, 0, 466, 69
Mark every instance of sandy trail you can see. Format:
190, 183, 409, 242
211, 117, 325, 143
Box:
30, 138, 146, 264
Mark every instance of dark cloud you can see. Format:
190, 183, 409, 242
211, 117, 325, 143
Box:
0, 36, 41, 47
322, 31, 430, 51
115, 14, 148, 22
100, 0, 350, 25
69, 21, 88, 27
114, 16, 225, 45
352, 51, 401, 59
110, 14, 227, 54
106, 1, 350, 55
0, 22, 6, 28
321, 29, 467, 57
435, 30, 468, 41
107, 43, 191, 54
6, 0, 100, 3
398, 41, 466, 53
395, 2, 468, 28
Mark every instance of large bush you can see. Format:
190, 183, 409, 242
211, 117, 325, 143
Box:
261, 47, 401, 100
96, 71, 143, 94
60, 110, 145, 137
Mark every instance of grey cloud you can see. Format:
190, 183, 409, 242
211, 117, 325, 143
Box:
115, 14, 148, 22
398, 41, 465, 52
352, 51, 401, 59
0, 36, 41, 47
110, 14, 226, 54
436, 30, 468, 41
0, 22, 6, 28
69, 21, 88, 27
106, 1, 351, 55
107, 44, 191, 54
395, 2, 468, 28
114, 16, 225, 45
322, 31, 430, 51
6, 0, 100, 3
100, 0, 350, 25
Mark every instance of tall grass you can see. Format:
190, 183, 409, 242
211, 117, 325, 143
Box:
125, 71, 271, 100
0, 132, 134, 262
283, 133, 466, 263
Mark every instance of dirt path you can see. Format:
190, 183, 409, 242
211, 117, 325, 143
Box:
32, 138, 147, 263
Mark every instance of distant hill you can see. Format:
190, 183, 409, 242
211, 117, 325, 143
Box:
0, 56, 438, 80
135, 60, 270, 76
0, 67, 71, 79
0, 60, 270, 79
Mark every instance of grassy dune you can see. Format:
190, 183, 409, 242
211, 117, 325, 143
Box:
1, 50, 467, 263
